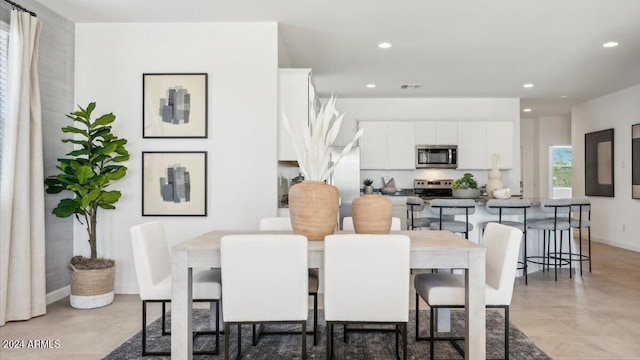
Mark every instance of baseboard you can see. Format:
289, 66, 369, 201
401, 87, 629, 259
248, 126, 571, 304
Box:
115, 284, 139, 294
46, 285, 70, 304
592, 236, 640, 252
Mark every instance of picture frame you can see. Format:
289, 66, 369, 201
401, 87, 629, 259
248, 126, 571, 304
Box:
633, 123, 640, 199
585, 128, 614, 197
142, 151, 207, 216
142, 73, 208, 138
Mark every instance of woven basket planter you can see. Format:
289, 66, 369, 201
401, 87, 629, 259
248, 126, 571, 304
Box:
352, 195, 392, 234
289, 181, 339, 241
70, 265, 115, 309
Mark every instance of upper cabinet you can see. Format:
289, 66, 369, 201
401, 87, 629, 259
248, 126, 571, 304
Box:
457, 121, 513, 169
415, 121, 458, 145
278, 69, 318, 161
360, 121, 415, 169
486, 121, 514, 169
457, 121, 487, 170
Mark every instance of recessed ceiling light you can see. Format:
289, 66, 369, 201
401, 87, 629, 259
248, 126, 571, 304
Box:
560, 95, 567, 98
366, 84, 376, 88
523, 108, 532, 112
602, 41, 619, 48
522, 83, 534, 88
378, 42, 392, 49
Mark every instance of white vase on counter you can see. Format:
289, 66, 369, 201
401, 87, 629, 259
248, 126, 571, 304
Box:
486, 153, 504, 199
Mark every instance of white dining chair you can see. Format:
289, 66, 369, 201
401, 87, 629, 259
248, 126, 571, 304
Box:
414, 222, 522, 360
130, 221, 221, 356
257, 217, 319, 346
324, 234, 411, 359
342, 216, 402, 231
221, 234, 309, 360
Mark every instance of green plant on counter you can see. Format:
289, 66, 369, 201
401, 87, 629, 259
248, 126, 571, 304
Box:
363, 178, 373, 186
452, 173, 478, 190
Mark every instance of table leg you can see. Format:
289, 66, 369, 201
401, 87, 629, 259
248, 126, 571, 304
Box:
465, 251, 486, 360
172, 249, 193, 360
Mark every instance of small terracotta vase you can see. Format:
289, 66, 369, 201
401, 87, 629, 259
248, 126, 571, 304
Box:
288, 181, 339, 241
352, 195, 392, 234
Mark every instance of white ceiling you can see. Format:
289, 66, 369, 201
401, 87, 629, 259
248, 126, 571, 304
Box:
34, 0, 640, 116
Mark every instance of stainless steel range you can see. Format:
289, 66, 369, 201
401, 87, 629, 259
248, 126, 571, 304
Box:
413, 179, 454, 199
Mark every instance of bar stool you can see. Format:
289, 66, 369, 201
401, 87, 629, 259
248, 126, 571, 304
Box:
569, 198, 592, 275
429, 199, 476, 239
406, 197, 435, 230
527, 199, 572, 281
481, 199, 531, 285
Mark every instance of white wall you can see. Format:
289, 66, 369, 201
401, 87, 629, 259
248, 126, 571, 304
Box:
535, 116, 571, 198
520, 117, 535, 198
74, 22, 279, 293
332, 98, 521, 192
572, 85, 640, 251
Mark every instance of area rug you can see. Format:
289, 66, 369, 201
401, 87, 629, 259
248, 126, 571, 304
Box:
103, 309, 551, 359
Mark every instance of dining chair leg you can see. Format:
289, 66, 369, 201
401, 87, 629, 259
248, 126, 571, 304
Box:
430, 306, 436, 360
415, 293, 420, 340
224, 323, 230, 360
326, 322, 333, 360
161, 301, 169, 335
237, 324, 242, 360
313, 293, 318, 346
395, 324, 399, 359
301, 320, 307, 360
504, 306, 510, 360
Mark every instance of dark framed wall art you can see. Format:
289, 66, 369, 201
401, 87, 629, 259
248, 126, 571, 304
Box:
585, 128, 614, 197
142, 151, 207, 216
633, 123, 640, 199
142, 73, 208, 138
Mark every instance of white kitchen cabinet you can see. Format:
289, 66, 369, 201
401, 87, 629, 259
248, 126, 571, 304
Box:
278, 68, 316, 161
388, 122, 416, 169
486, 121, 514, 169
415, 121, 458, 145
359, 121, 387, 169
457, 121, 514, 169
457, 121, 487, 169
415, 122, 436, 144
360, 121, 415, 169
436, 122, 458, 145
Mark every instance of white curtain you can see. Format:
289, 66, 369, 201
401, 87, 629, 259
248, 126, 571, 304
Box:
0, 10, 45, 326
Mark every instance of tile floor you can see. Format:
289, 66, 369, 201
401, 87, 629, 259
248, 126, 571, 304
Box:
1, 241, 639, 359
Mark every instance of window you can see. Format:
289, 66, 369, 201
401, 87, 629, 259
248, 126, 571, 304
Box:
550, 146, 572, 198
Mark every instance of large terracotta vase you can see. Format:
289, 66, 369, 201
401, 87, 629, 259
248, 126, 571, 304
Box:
352, 195, 392, 234
288, 181, 339, 241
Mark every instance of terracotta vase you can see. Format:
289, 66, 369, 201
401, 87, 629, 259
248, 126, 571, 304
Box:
352, 195, 392, 234
288, 181, 339, 241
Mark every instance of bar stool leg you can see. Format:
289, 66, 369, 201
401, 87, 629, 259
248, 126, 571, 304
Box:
554, 229, 558, 281
588, 227, 592, 272
523, 229, 528, 285
579, 226, 584, 276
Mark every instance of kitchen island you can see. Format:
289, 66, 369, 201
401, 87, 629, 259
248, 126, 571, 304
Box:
383, 194, 548, 275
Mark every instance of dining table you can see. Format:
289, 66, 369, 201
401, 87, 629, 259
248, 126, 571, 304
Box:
171, 230, 487, 360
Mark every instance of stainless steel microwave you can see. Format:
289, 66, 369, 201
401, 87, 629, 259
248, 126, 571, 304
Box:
416, 145, 458, 169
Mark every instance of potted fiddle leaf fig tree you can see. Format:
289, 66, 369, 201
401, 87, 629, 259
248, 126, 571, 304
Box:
45, 102, 129, 309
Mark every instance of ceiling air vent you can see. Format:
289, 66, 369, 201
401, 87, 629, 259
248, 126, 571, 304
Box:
400, 84, 422, 89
